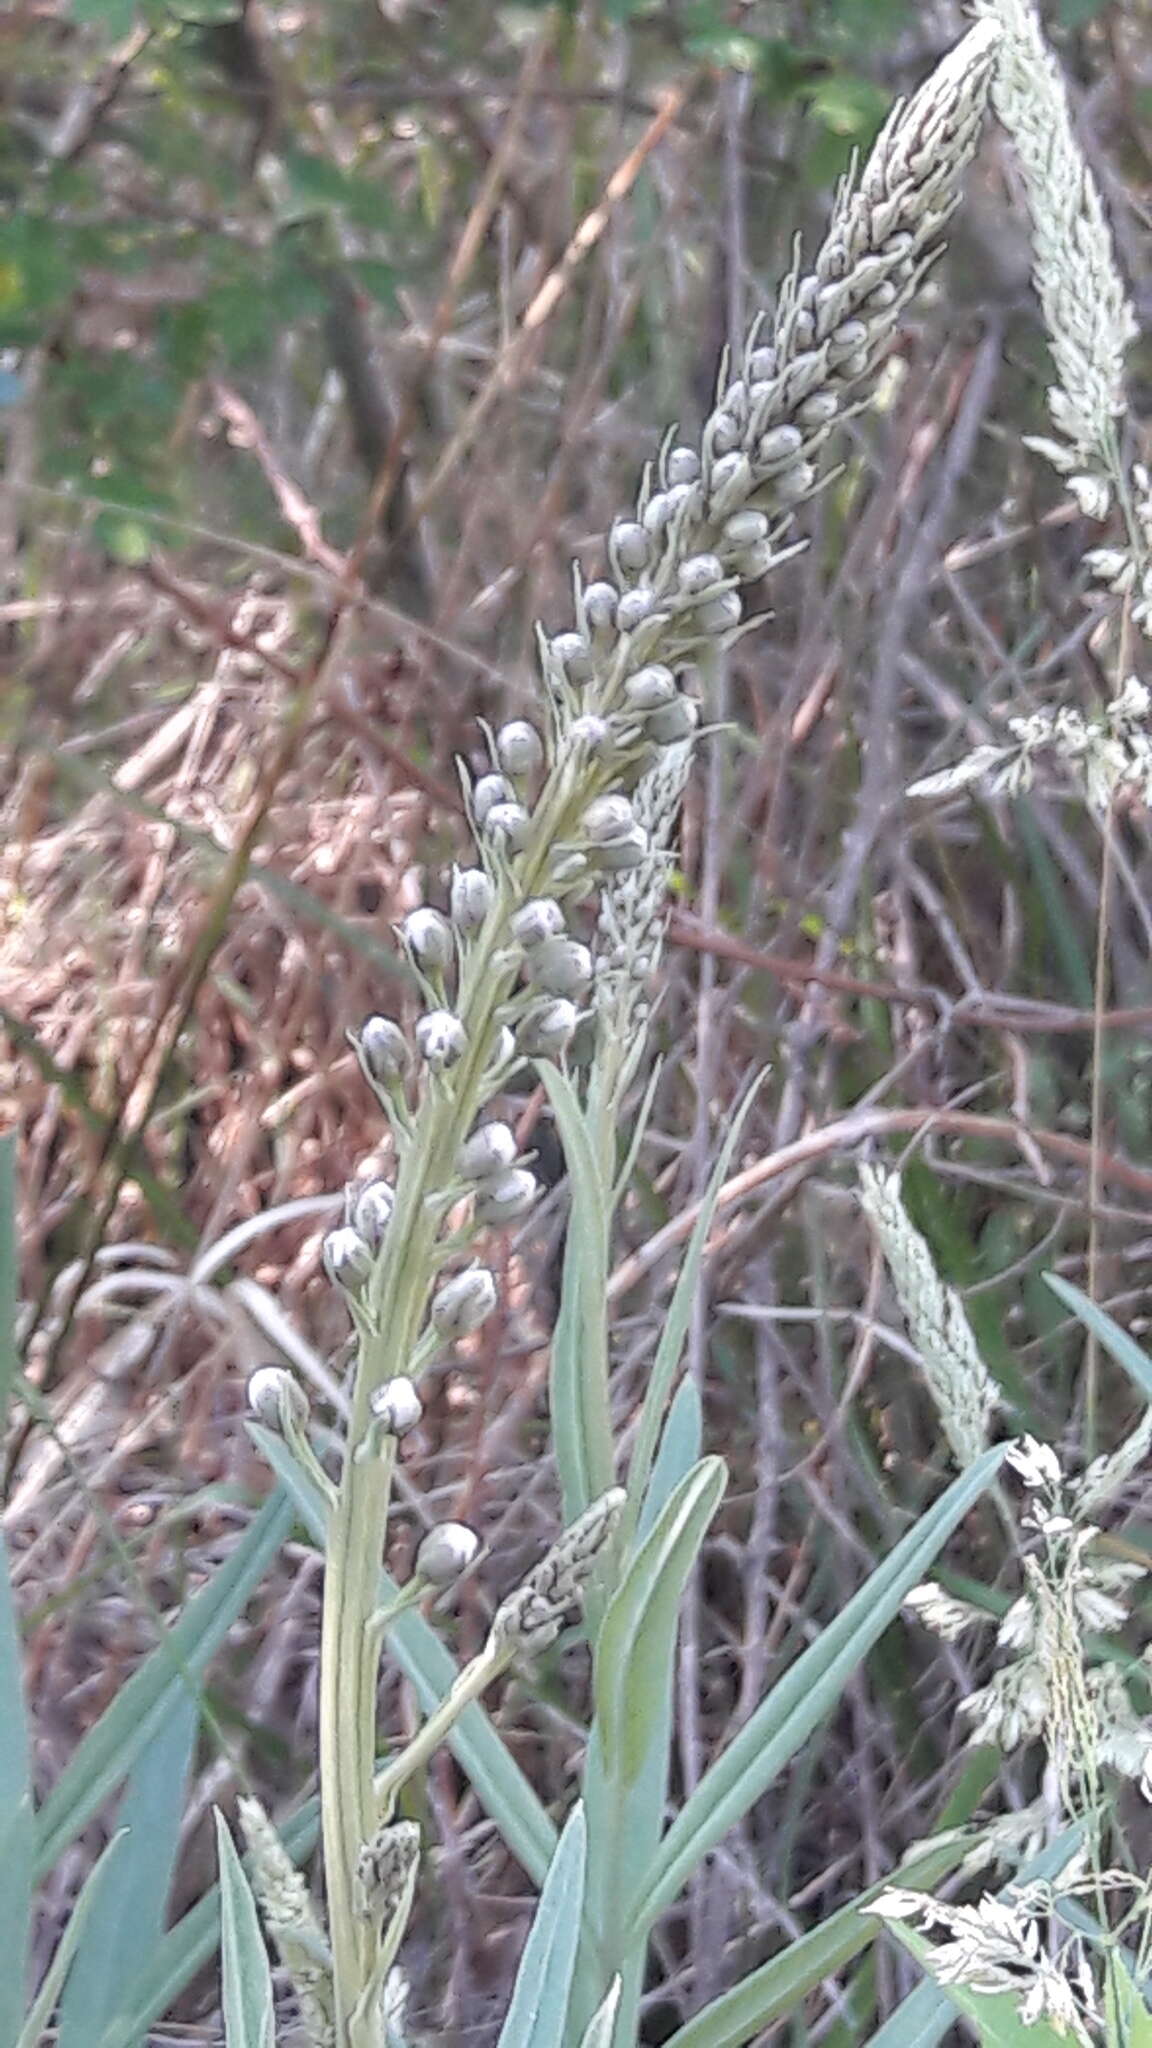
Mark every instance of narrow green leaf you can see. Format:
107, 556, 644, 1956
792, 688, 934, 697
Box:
627, 1078, 761, 1516
58, 1692, 198, 2048
596, 1457, 726, 1784
0, 1132, 17, 1434
0, 1530, 33, 2045
215, 1812, 275, 2048
1043, 1275, 1152, 1402
35, 1488, 293, 1876
661, 1837, 970, 2048
247, 1424, 556, 1885
495, 1803, 587, 2048
542, 1063, 615, 1518
17, 1833, 128, 2048
632, 1444, 1007, 1936
578, 1978, 622, 2048
638, 1376, 703, 1540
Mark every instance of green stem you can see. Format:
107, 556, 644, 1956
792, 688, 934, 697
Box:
372, 1641, 513, 1823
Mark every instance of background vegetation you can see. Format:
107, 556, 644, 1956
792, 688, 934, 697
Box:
4, 0, 1151, 2040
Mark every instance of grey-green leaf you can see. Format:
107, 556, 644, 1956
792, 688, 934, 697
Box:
495, 1803, 588, 2048
215, 1811, 275, 2048
0, 1529, 33, 2046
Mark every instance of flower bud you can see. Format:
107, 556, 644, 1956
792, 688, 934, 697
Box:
582, 793, 636, 844
472, 772, 514, 826
797, 391, 839, 426
722, 510, 769, 549
730, 540, 775, 581
323, 1225, 374, 1293
510, 897, 565, 950
746, 344, 777, 381
582, 580, 619, 633
248, 1365, 309, 1434
678, 553, 725, 597
550, 632, 594, 685
517, 998, 579, 1059
432, 1266, 498, 1339
616, 588, 656, 632
450, 865, 495, 933
757, 424, 804, 469
528, 937, 593, 998
592, 825, 649, 871
475, 1166, 538, 1226
609, 520, 650, 573
353, 1179, 395, 1250
415, 1010, 467, 1071
647, 696, 700, 745
416, 1522, 481, 1587
486, 1024, 516, 1071
371, 1377, 423, 1439
830, 317, 868, 356
707, 450, 754, 520
359, 1015, 411, 1087
624, 663, 677, 712
457, 1122, 518, 1181
496, 720, 544, 778
773, 461, 816, 504
482, 801, 531, 852
665, 445, 700, 485
694, 590, 743, 635
400, 907, 454, 973
642, 490, 673, 537
570, 714, 611, 755
707, 409, 742, 456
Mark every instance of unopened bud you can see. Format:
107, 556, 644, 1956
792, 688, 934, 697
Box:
549, 632, 594, 686
609, 521, 650, 573
496, 721, 544, 778
399, 907, 454, 973
647, 696, 700, 745
694, 590, 743, 634
624, 664, 677, 712
582, 581, 618, 633
570, 714, 611, 755
677, 554, 725, 596
518, 998, 579, 1059
450, 865, 495, 934
415, 1522, 481, 1587
457, 1122, 518, 1181
248, 1366, 309, 1434
582, 794, 636, 844
616, 588, 656, 632
356, 1819, 421, 1921
747, 344, 777, 380
593, 825, 649, 871
723, 510, 769, 549
432, 1266, 498, 1339
772, 460, 815, 504
474, 1166, 538, 1226
371, 1377, 423, 1440
416, 1010, 467, 1071
758, 424, 804, 469
665, 445, 700, 485
482, 801, 531, 852
353, 1179, 395, 1251
472, 772, 514, 826
323, 1225, 374, 1293
359, 1016, 411, 1087
510, 897, 565, 950
528, 937, 593, 998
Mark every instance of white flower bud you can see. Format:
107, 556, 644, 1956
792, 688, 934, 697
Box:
517, 998, 579, 1058
582, 793, 636, 843
694, 590, 743, 635
486, 1024, 516, 1071
772, 460, 815, 503
570, 714, 611, 755
624, 663, 677, 711
616, 588, 656, 632
609, 520, 650, 572
549, 632, 594, 685
472, 772, 515, 825
722, 510, 769, 549
475, 1166, 538, 1226
665, 445, 700, 485
353, 1179, 395, 1250
730, 540, 775, 581
248, 1365, 309, 1433
829, 318, 868, 356
416, 1522, 481, 1587
510, 897, 565, 950
747, 345, 777, 380
458, 1122, 519, 1181
482, 801, 531, 852
645, 490, 675, 535
371, 1377, 423, 1439
707, 409, 742, 456
592, 825, 649, 871
359, 1015, 411, 1086
647, 696, 700, 745
415, 1010, 467, 1071
707, 449, 754, 521
496, 720, 544, 778
323, 1225, 374, 1293
582, 581, 618, 633
797, 391, 839, 426
528, 937, 593, 998
758, 424, 804, 469
678, 554, 725, 597
432, 1266, 498, 1339
400, 907, 454, 972
450, 865, 495, 933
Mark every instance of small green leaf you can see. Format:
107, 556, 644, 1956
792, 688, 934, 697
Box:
495, 1805, 587, 2048
215, 1813, 275, 2048
0, 1530, 33, 2045
1043, 1275, 1152, 1403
